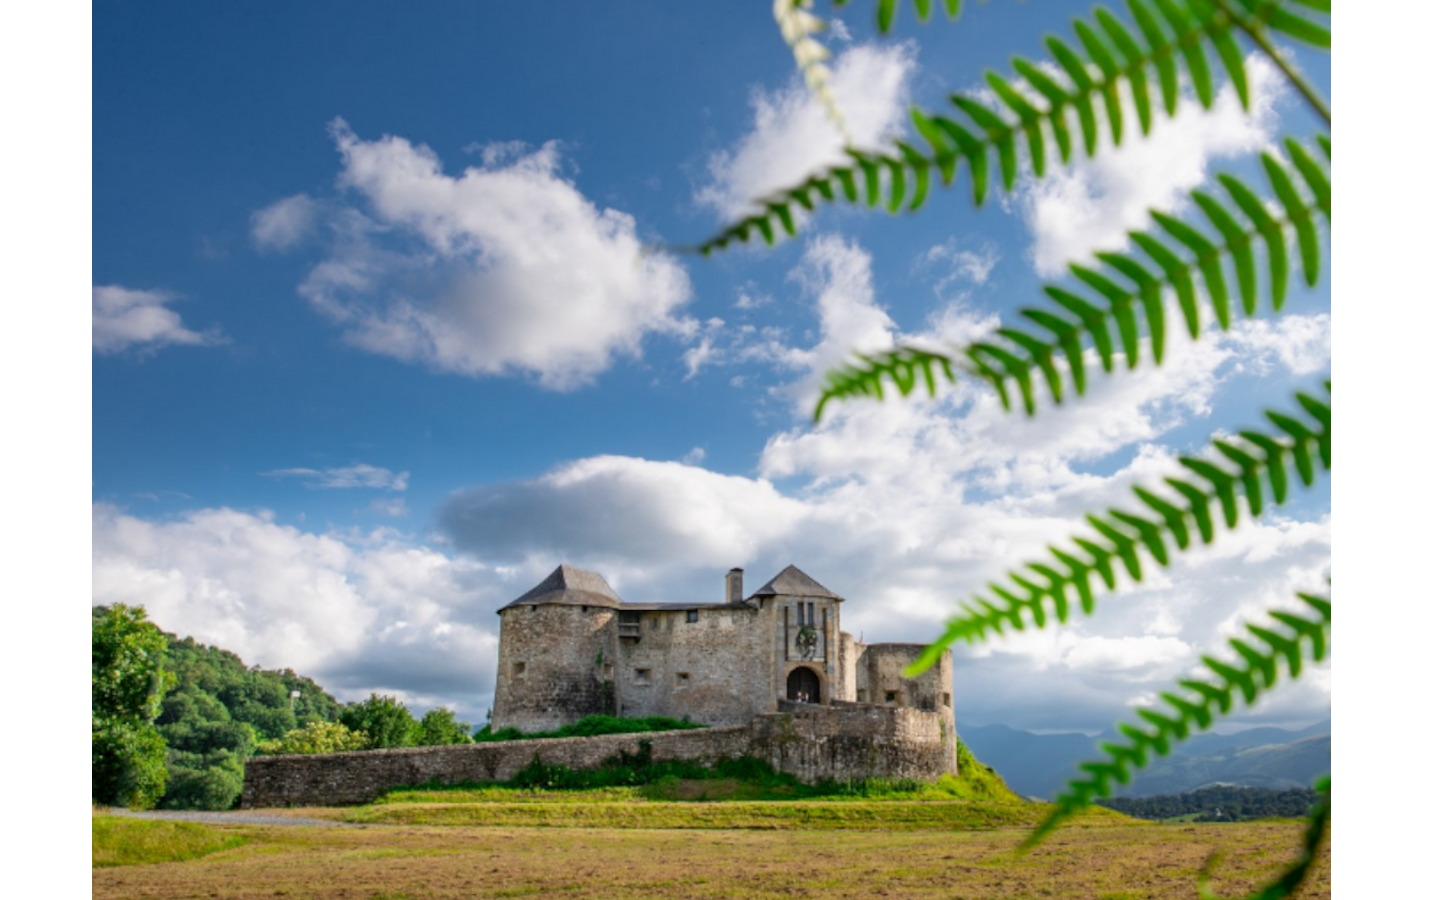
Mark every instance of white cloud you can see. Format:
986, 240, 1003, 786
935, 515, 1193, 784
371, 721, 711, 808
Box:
92, 285, 222, 354
434, 236, 1329, 731
251, 194, 320, 252
262, 463, 409, 491
1228, 313, 1331, 376
696, 42, 918, 219
292, 120, 693, 390
1016, 55, 1286, 276
918, 239, 1001, 295
368, 497, 410, 518
92, 503, 504, 723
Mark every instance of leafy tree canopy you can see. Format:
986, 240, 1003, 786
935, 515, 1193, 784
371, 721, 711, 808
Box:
92, 605, 175, 809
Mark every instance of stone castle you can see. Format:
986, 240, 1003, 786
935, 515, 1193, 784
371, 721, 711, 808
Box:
240, 564, 958, 807
492, 564, 955, 737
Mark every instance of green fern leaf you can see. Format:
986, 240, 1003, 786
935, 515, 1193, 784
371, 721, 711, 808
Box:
1219, 173, 1288, 311
907, 389, 1328, 646
1096, 7, 1152, 134
1032, 596, 1330, 842
1262, 153, 1320, 285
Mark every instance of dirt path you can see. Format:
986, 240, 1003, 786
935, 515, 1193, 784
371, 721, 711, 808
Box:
100, 807, 357, 827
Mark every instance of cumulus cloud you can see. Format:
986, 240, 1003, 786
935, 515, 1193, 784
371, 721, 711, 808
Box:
433, 234, 1329, 731
92, 503, 505, 724
93, 285, 222, 354
289, 120, 693, 389
251, 194, 321, 252
696, 42, 917, 219
1015, 55, 1286, 276
262, 463, 409, 491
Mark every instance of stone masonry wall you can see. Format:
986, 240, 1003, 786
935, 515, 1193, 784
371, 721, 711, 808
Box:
749, 702, 958, 784
614, 603, 774, 727
241, 726, 751, 808
492, 605, 618, 732
241, 704, 958, 807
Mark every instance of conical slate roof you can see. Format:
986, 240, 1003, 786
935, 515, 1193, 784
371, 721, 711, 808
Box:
500, 565, 624, 611
750, 564, 841, 601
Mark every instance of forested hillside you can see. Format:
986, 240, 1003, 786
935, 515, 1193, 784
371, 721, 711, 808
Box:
93, 605, 474, 810
155, 632, 346, 809
1098, 785, 1322, 822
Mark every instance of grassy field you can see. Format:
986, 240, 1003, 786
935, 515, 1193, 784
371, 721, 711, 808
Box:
92, 814, 250, 868
92, 800, 1328, 900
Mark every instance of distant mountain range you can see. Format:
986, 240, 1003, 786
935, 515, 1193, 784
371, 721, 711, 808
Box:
957, 719, 1330, 800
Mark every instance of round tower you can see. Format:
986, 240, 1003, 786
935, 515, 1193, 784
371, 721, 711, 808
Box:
491, 566, 623, 733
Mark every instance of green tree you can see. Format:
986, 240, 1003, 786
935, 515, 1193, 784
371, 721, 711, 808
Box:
339, 694, 418, 749
256, 720, 371, 755
706, 2, 1330, 896
92, 604, 175, 808
413, 708, 474, 746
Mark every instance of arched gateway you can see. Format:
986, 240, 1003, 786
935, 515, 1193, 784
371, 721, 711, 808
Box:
787, 666, 822, 703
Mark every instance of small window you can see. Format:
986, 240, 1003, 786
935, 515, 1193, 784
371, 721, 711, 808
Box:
676, 672, 690, 685
581, 605, 589, 612
943, 692, 951, 707
884, 690, 897, 705
602, 663, 614, 679
856, 689, 867, 703
512, 661, 526, 677
635, 668, 652, 684
686, 609, 698, 623
529, 605, 537, 611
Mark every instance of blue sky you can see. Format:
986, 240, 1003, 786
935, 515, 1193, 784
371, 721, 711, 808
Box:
87, 1, 1332, 735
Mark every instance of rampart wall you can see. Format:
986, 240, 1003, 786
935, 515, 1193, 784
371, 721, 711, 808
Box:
241, 704, 955, 808
241, 726, 751, 808
750, 702, 958, 784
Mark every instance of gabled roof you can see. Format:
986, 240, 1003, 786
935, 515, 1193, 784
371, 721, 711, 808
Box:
750, 564, 842, 601
500, 565, 624, 611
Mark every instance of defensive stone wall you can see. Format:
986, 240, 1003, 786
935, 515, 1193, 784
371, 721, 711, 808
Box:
241, 704, 957, 807
241, 726, 751, 808
749, 702, 958, 784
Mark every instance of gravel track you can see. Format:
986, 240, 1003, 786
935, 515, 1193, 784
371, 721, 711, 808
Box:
100, 808, 359, 827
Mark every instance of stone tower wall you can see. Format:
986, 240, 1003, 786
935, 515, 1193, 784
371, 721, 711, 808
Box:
491, 604, 619, 732
854, 643, 956, 745
772, 595, 841, 704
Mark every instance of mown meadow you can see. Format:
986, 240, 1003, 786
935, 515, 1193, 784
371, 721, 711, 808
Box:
93, 777, 1329, 900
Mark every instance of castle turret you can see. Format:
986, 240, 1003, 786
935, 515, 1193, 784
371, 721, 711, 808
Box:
491, 566, 622, 732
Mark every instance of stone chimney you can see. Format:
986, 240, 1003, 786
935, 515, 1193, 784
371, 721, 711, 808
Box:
726, 568, 744, 605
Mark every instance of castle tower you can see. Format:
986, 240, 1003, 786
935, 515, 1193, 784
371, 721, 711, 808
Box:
750, 565, 845, 707
490, 565, 623, 732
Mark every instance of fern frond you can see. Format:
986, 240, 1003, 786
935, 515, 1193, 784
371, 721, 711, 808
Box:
1200, 775, 1331, 900
696, 0, 1329, 254
1024, 592, 1331, 845
834, 0, 966, 34
813, 347, 958, 422
813, 138, 1329, 418
904, 385, 1329, 670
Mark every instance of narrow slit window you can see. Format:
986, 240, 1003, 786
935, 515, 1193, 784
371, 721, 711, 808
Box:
635, 668, 652, 684
676, 672, 690, 685
512, 661, 526, 677
884, 691, 897, 705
